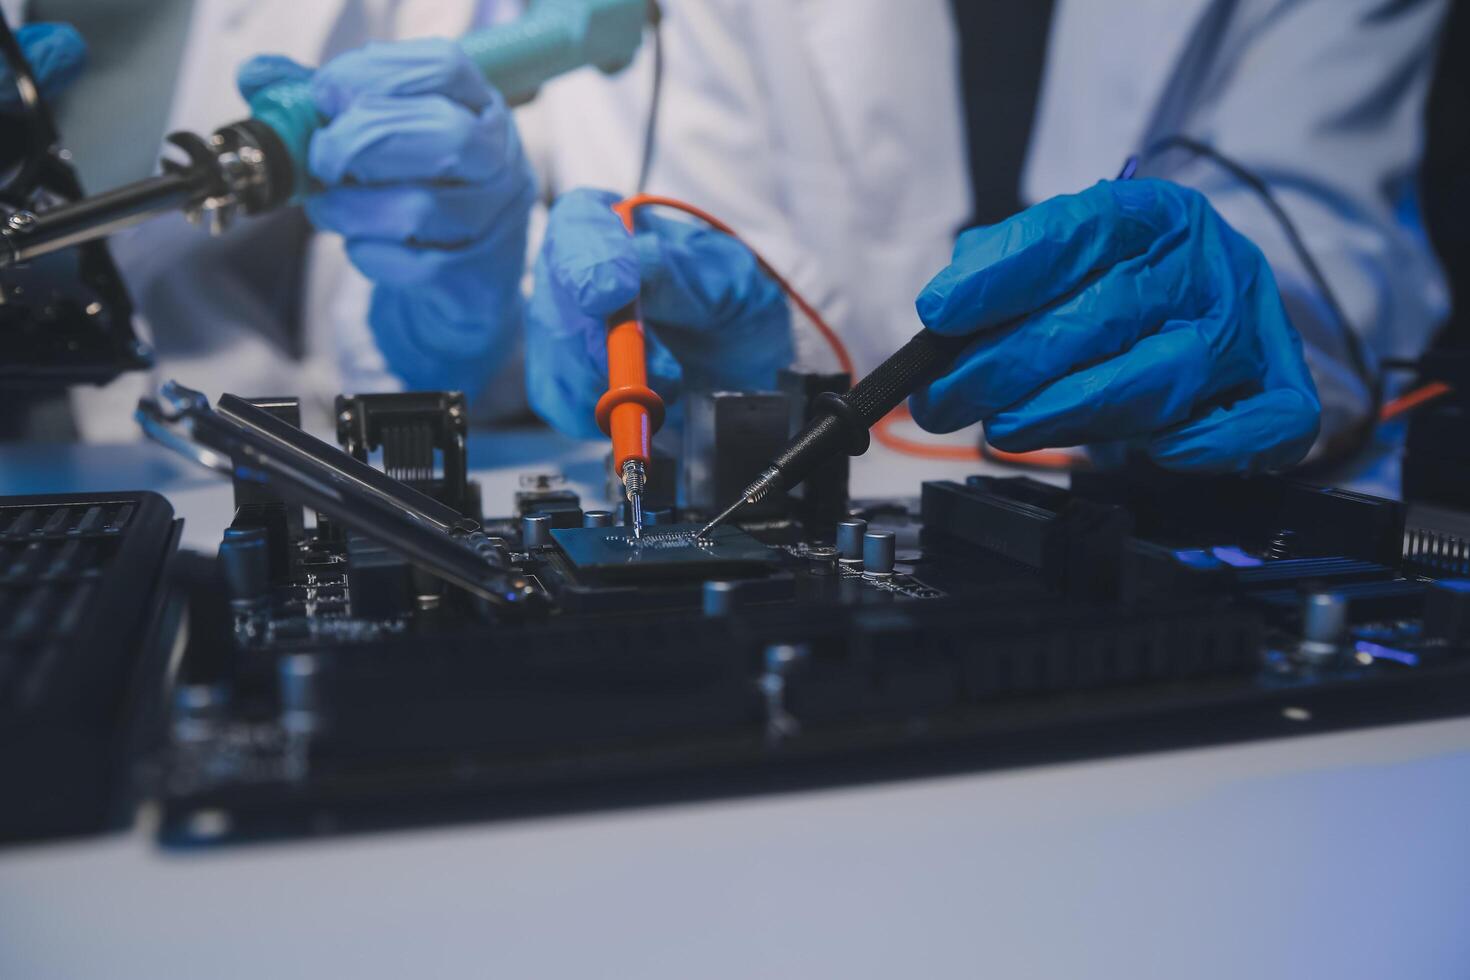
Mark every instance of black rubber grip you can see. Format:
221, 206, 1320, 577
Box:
771, 413, 847, 482
845, 328, 972, 426
768, 328, 971, 493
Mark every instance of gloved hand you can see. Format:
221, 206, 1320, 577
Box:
0, 22, 87, 109
238, 40, 535, 396
910, 179, 1321, 473
525, 188, 793, 438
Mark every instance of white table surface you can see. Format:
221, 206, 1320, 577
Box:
3, 430, 1469, 980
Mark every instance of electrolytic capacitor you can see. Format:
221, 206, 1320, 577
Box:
278, 654, 320, 735
521, 513, 553, 549
863, 531, 896, 576
1297, 591, 1348, 665
219, 526, 269, 602
583, 510, 614, 528
703, 580, 738, 617
836, 519, 868, 561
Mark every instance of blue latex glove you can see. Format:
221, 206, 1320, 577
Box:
911, 179, 1321, 473
526, 188, 793, 438
238, 40, 536, 396
0, 23, 87, 109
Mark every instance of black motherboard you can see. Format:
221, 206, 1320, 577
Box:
127, 382, 1470, 843
4, 379, 1470, 846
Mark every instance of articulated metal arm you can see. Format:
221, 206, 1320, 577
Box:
137, 382, 545, 611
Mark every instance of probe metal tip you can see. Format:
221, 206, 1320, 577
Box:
621, 459, 646, 539
695, 466, 782, 540
695, 498, 745, 541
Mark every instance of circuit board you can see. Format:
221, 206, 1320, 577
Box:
13, 385, 1470, 848
137, 393, 1470, 848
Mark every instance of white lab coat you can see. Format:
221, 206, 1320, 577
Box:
76, 0, 1448, 490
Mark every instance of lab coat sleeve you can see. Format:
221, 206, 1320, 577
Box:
1147, 0, 1451, 456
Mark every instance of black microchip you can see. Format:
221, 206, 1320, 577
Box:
550, 523, 778, 579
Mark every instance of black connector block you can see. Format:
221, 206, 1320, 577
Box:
1426, 581, 1470, 644
1073, 469, 1404, 569
682, 390, 792, 518
229, 502, 291, 585
336, 391, 478, 520
777, 369, 851, 526
1403, 352, 1470, 511
0, 492, 179, 843
515, 474, 582, 527
920, 477, 1131, 600
346, 533, 415, 620
231, 397, 304, 545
